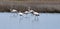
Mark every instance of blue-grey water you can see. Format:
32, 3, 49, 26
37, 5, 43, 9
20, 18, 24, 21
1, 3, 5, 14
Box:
0, 13, 60, 29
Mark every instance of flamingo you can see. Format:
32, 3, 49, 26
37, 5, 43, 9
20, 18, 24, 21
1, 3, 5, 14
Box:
28, 7, 34, 16
10, 9, 17, 12
18, 11, 24, 16
18, 11, 24, 24
23, 6, 34, 20
24, 11, 29, 14
9, 9, 18, 24
24, 11, 30, 18
32, 11, 40, 22
28, 7, 40, 22
10, 9, 18, 16
28, 7, 34, 13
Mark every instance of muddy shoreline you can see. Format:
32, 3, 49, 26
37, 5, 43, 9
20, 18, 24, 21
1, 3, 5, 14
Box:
0, 1, 60, 13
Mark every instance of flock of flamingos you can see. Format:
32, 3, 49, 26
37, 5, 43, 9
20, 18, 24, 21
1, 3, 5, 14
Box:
9, 6, 40, 23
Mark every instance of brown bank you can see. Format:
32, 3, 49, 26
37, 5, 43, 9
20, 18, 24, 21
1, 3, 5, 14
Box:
0, 0, 60, 13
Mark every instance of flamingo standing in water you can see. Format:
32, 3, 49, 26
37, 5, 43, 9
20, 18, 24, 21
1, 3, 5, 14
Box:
28, 7, 34, 12
18, 11, 24, 16
23, 7, 34, 18
28, 7, 34, 15
9, 9, 18, 24
32, 11, 40, 22
10, 9, 18, 16
10, 9, 17, 12
24, 11, 30, 18
18, 11, 24, 24
28, 7, 40, 22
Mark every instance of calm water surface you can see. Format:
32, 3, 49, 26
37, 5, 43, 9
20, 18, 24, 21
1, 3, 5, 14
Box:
0, 13, 60, 29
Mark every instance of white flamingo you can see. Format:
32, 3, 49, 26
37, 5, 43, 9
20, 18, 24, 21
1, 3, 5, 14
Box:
24, 11, 29, 14
28, 7, 40, 22
28, 7, 34, 12
18, 11, 24, 24
32, 11, 40, 22
24, 11, 30, 18
18, 11, 24, 16
22, 7, 34, 18
9, 9, 18, 24
10, 9, 17, 12
10, 9, 18, 16
28, 7, 34, 16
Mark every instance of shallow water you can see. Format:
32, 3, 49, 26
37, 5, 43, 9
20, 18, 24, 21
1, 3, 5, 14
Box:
0, 13, 60, 29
